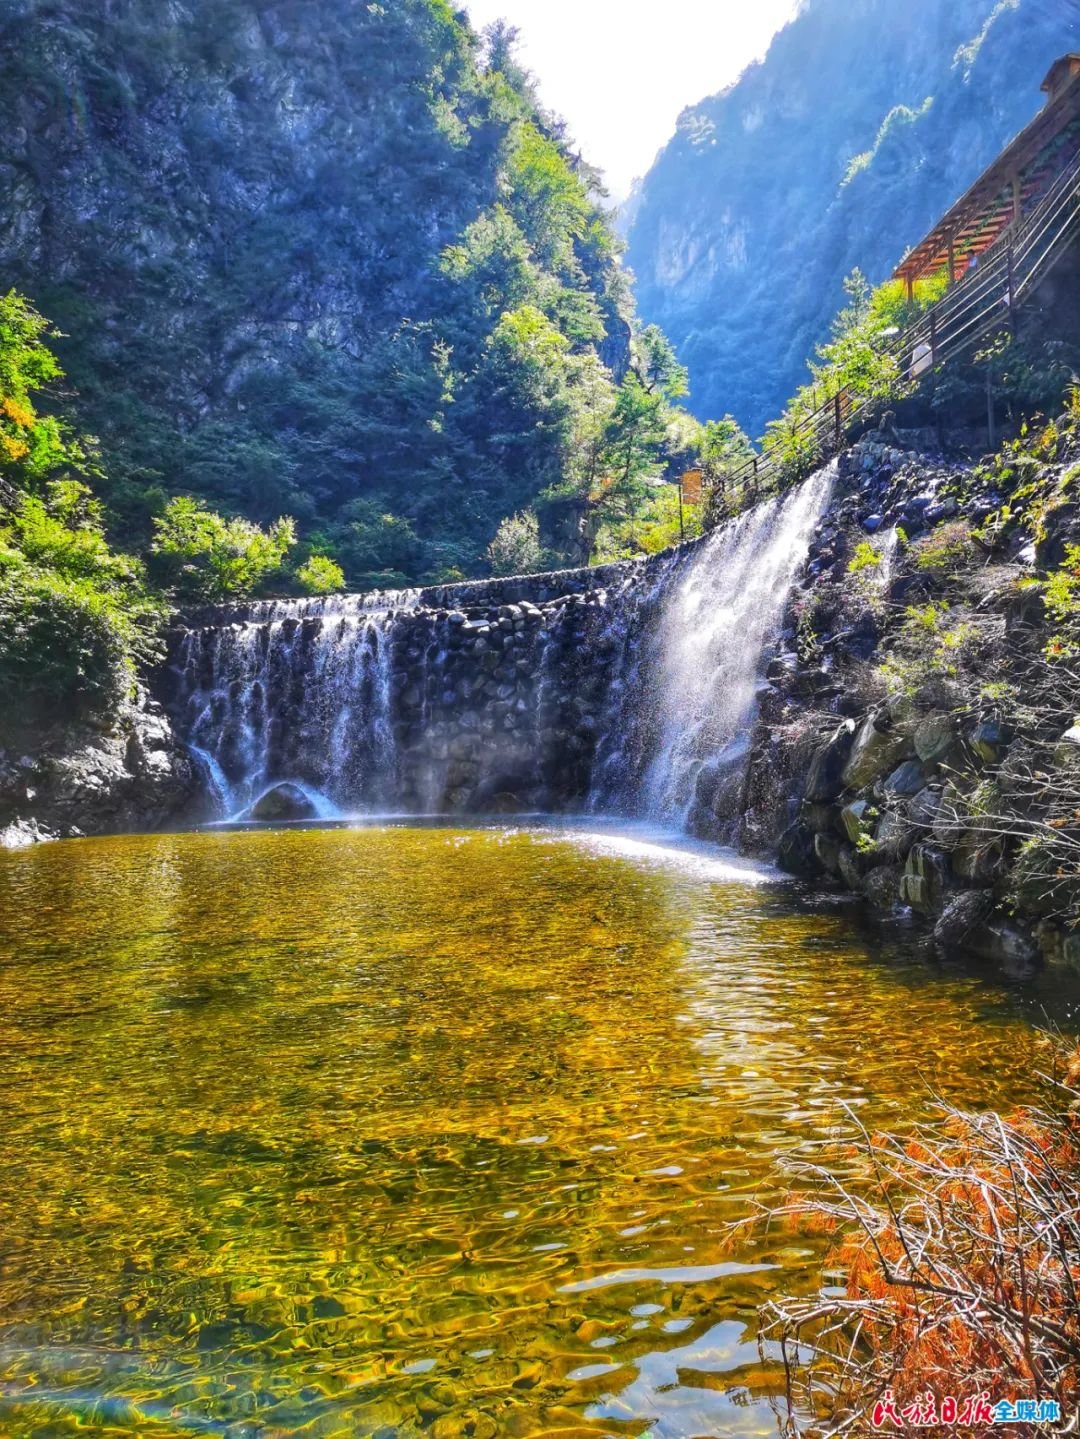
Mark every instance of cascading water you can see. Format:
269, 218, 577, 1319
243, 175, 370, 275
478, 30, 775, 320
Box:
166, 467, 834, 832
172, 595, 407, 817
594, 464, 835, 828
586, 465, 834, 833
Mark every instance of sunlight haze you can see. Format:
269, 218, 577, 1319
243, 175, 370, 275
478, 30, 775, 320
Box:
462, 0, 802, 198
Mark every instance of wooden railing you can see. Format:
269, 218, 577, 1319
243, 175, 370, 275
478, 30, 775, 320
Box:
713, 144, 1080, 509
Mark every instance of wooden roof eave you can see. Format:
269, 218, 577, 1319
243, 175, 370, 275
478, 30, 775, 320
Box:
894, 70, 1080, 283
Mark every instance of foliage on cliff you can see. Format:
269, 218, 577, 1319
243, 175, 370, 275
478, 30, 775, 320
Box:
0, 291, 347, 722
0, 0, 684, 585
624, 0, 1076, 436
0, 292, 162, 721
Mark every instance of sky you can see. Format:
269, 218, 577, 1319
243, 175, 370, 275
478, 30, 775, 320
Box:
462, 0, 802, 200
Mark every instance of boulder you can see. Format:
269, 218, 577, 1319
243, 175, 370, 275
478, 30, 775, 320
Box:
0, 693, 197, 839
840, 799, 871, 844
913, 712, 954, 764
1034, 500, 1080, 570
249, 783, 318, 822
952, 838, 1005, 885
925, 498, 959, 524
931, 781, 972, 848
0, 818, 54, 849
969, 718, 1011, 765
882, 761, 927, 798
777, 823, 818, 878
814, 832, 843, 876
837, 844, 864, 891
841, 713, 909, 792
934, 890, 994, 951
1053, 724, 1080, 767
935, 895, 1039, 978
913, 678, 962, 713
804, 720, 856, 803
1035, 921, 1065, 968
900, 844, 952, 914
873, 809, 915, 862
862, 863, 904, 910
908, 785, 943, 830
802, 802, 840, 835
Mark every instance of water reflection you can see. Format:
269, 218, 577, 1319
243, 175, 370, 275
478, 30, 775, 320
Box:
0, 825, 1070, 1437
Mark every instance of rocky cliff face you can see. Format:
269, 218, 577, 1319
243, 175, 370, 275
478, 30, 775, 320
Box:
0, 690, 198, 846
0, 0, 632, 579
624, 0, 1078, 436
747, 413, 1080, 983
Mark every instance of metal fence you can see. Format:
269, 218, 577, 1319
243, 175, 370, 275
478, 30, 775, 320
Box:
713, 143, 1080, 509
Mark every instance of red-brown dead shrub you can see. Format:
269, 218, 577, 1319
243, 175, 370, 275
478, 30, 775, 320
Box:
760, 1046, 1080, 1437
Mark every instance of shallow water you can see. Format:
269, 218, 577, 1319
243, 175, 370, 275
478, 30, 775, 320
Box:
0, 824, 1073, 1438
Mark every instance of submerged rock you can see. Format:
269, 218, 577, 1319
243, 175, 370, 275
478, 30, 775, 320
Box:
249, 784, 318, 822
777, 822, 818, 877
969, 917, 1042, 980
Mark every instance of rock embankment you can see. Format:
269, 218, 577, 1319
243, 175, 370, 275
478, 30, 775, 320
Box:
0, 691, 198, 847
759, 422, 1080, 981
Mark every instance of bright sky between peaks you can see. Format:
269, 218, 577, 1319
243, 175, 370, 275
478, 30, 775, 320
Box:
461, 0, 802, 201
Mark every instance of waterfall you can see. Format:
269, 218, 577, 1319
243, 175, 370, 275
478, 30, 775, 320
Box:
587, 465, 834, 833
172, 597, 406, 817
165, 469, 833, 833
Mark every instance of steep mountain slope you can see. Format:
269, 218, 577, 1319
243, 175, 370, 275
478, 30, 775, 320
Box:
0, 0, 633, 582
624, 0, 1079, 437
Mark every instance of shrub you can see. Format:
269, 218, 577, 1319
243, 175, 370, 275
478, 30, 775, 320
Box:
1043, 543, 1080, 658
151, 496, 296, 601
296, 554, 345, 595
911, 519, 974, 574
0, 289, 87, 488
593, 482, 703, 562
0, 482, 163, 718
876, 600, 989, 698
848, 541, 881, 575
486, 509, 542, 576
760, 1045, 1080, 1437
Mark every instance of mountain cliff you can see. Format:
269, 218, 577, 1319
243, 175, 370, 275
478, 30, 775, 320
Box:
0, 0, 635, 582
624, 0, 1079, 437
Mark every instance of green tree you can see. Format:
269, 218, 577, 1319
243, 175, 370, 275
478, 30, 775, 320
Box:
151, 497, 296, 601
506, 122, 591, 271
0, 481, 162, 718
635, 324, 689, 402
296, 554, 346, 595
486, 509, 542, 575
595, 374, 667, 524
0, 290, 89, 490
699, 415, 755, 475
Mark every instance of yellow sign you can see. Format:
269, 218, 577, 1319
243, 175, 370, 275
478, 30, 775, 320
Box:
680, 469, 703, 506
